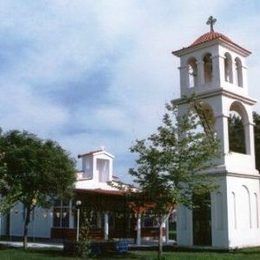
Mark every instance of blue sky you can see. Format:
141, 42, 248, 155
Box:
0, 0, 260, 182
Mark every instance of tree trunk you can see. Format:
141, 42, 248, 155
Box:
157, 211, 173, 260
158, 222, 163, 259
23, 206, 31, 249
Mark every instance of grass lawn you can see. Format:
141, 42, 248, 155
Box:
1, 246, 260, 259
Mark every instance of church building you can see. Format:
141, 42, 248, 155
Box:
173, 17, 260, 248
0, 17, 259, 249
0, 149, 171, 243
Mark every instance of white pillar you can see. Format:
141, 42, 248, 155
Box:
215, 114, 229, 164
136, 213, 141, 245
212, 55, 225, 87
245, 122, 256, 162
178, 66, 189, 92
232, 59, 237, 85
242, 65, 248, 89
76, 208, 80, 241
196, 60, 205, 86
104, 212, 109, 241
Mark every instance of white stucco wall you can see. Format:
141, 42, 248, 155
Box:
0, 213, 8, 236
9, 202, 53, 238
176, 205, 193, 246
226, 175, 260, 248
211, 176, 229, 248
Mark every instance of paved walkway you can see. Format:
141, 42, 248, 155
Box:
0, 240, 63, 249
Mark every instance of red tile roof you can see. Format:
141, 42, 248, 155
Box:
173, 31, 251, 56
78, 149, 103, 158
190, 31, 233, 47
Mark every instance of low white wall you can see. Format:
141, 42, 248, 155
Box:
10, 203, 52, 238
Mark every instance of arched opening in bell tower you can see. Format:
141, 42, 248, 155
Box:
192, 101, 215, 136
228, 101, 249, 154
187, 58, 198, 88
235, 57, 243, 87
224, 52, 233, 83
203, 53, 213, 83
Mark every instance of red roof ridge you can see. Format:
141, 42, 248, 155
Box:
190, 31, 233, 47
78, 149, 103, 158
173, 30, 251, 56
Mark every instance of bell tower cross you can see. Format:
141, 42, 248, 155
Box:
206, 16, 217, 32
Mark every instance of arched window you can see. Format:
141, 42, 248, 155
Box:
235, 57, 243, 87
203, 53, 212, 83
228, 101, 249, 154
187, 58, 198, 88
224, 53, 233, 83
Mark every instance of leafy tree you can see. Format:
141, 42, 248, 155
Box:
254, 112, 260, 171
0, 130, 76, 249
129, 98, 219, 258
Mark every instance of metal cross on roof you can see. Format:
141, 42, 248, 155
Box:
206, 16, 217, 32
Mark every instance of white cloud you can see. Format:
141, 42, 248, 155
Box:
0, 0, 259, 181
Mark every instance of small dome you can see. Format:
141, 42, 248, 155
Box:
190, 31, 234, 47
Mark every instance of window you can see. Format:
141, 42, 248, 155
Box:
53, 200, 70, 228
97, 159, 110, 182
142, 211, 158, 228
89, 210, 98, 228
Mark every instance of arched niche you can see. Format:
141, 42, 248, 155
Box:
203, 53, 213, 83
241, 185, 251, 229
216, 192, 224, 230
228, 101, 249, 154
224, 52, 233, 83
231, 192, 237, 229
187, 57, 198, 88
254, 193, 259, 228
235, 57, 243, 87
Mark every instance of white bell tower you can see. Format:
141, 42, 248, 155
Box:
173, 17, 260, 248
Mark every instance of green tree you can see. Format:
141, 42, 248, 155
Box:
0, 130, 76, 249
129, 99, 219, 258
